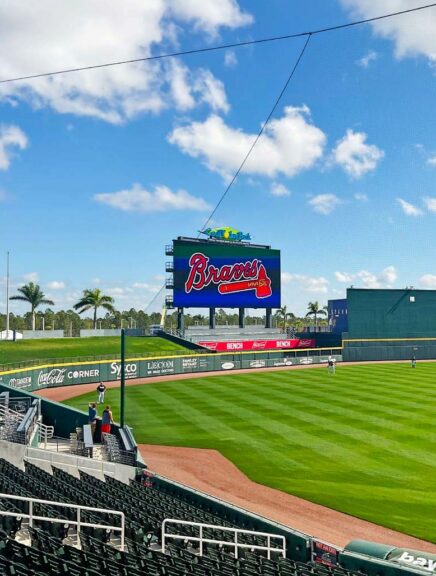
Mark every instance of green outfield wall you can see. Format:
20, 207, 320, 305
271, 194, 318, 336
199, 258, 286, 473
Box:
347, 288, 436, 339
0, 348, 342, 393
342, 337, 436, 362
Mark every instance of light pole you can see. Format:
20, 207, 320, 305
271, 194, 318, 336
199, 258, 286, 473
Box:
120, 328, 126, 428
5, 252, 10, 338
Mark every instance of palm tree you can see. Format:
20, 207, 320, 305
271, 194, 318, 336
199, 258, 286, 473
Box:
9, 282, 54, 331
274, 305, 295, 332
74, 289, 116, 329
305, 301, 327, 329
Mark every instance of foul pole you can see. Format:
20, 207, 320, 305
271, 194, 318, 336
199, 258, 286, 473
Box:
120, 328, 126, 428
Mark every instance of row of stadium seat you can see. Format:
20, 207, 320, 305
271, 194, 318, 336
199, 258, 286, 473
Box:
0, 458, 368, 576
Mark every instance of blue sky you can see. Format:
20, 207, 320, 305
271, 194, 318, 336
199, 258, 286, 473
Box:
1, 0, 436, 316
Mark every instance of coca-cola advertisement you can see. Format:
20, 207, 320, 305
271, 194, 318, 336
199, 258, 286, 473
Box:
198, 339, 315, 352
172, 239, 281, 308
38, 368, 67, 387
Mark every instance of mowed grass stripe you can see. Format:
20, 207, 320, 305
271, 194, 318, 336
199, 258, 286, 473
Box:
65, 363, 436, 542
156, 379, 309, 471
202, 375, 426, 480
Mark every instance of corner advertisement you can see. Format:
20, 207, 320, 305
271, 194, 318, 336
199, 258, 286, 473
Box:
172, 239, 281, 309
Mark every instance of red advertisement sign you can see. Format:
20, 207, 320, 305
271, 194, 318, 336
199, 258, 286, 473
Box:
198, 338, 315, 352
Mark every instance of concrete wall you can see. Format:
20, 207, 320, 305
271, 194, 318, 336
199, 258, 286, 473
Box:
22, 330, 64, 339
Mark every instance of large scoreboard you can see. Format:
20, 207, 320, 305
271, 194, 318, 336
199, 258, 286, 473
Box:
172, 238, 281, 309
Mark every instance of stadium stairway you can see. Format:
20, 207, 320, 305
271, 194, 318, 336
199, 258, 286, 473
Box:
0, 457, 369, 576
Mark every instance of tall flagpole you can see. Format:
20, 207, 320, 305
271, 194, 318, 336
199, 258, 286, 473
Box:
5, 252, 10, 338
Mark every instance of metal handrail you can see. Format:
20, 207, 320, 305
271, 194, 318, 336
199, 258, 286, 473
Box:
0, 492, 125, 550
162, 518, 286, 560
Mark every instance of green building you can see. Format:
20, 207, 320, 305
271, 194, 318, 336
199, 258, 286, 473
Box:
343, 288, 436, 361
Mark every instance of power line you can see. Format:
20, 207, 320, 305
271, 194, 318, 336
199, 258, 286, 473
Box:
1, 3, 435, 85
199, 34, 311, 234
144, 34, 312, 313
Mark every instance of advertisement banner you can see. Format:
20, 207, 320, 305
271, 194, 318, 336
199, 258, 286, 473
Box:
0, 351, 342, 392
173, 239, 281, 309
313, 541, 339, 567
198, 339, 315, 352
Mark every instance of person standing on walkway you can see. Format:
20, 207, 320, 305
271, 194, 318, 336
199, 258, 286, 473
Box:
96, 382, 106, 404
101, 405, 114, 435
88, 402, 98, 438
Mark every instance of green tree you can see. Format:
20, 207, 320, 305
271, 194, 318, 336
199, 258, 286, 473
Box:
9, 282, 54, 331
274, 306, 295, 332
73, 289, 116, 329
305, 301, 327, 329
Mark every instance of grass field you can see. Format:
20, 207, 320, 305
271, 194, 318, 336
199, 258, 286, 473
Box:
65, 363, 436, 543
0, 336, 189, 366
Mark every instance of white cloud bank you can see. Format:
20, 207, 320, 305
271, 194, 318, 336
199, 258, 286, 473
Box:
308, 193, 341, 215
270, 182, 291, 197
0, 125, 28, 170
0, 0, 251, 123
334, 265, 397, 288
332, 129, 384, 178
94, 183, 211, 213
341, 0, 436, 64
397, 198, 423, 216
282, 272, 329, 294
169, 106, 326, 179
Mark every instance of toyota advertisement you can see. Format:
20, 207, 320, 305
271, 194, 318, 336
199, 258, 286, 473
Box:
172, 239, 281, 308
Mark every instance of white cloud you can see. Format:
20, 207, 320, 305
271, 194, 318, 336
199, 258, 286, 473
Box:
332, 129, 384, 178
335, 271, 354, 283
354, 192, 368, 201
423, 197, 436, 212
334, 265, 397, 288
0, 125, 28, 170
0, 1, 249, 123
356, 50, 378, 68
426, 155, 436, 166
281, 272, 329, 293
95, 183, 211, 213
23, 272, 38, 283
270, 182, 291, 197
308, 193, 341, 215
47, 281, 66, 290
397, 198, 423, 216
419, 274, 436, 288
341, 0, 436, 64
224, 50, 238, 67
169, 106, 326, 179
168, 0, 253, 35
169, 62, 229, 113
132, 282, 160, 293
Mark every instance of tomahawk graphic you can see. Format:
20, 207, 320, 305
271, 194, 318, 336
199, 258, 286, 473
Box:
218, 264, 272, 298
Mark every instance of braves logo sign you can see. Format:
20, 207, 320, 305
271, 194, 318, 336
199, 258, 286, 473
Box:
185, 253, 272, 298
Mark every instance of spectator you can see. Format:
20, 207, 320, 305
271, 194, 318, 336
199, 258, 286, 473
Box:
96, 382, 106, 404
88, 403, 97, 438
101, 405, 114, 435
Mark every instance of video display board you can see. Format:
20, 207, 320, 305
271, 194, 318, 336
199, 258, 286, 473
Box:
172, 239, 280, 308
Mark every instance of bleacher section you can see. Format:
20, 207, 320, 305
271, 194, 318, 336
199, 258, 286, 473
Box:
0, 457, 378, 576
185, 326, 292, 343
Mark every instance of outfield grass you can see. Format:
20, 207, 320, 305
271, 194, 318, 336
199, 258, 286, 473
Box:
65, 363, 436, 543
0, 336, 189, 366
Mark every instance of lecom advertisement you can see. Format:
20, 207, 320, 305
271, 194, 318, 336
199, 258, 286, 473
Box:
172, 239, 281, 308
